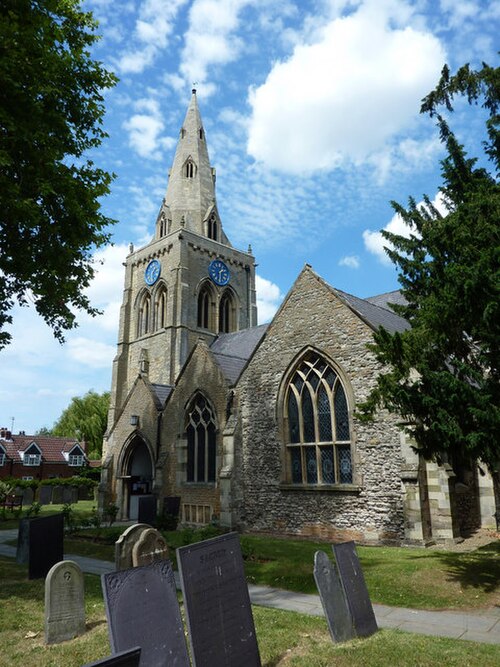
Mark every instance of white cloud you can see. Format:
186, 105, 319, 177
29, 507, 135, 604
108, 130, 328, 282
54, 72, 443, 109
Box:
363, 192, 447, 264
247, 0, 446, 173
179, 0, 254, 91
256, 274, 283, 323
67, 337, 116, 368
123, 98, 176, 160
115, 0, 189, 74
339, 255, 360, 269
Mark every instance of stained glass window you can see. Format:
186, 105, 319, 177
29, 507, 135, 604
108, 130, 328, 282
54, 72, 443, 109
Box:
285, 352, 353, 486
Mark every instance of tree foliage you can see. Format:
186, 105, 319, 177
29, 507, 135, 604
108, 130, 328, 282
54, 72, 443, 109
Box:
50, 390, 110, 459
359, 61, 500, 471
0, 0, 117, 348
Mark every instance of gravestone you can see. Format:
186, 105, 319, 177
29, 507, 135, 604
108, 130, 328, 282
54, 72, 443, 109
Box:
163, 496, 181, 518
39, 486, 52, 505
62, 486, 78, 504
17, 514, 64, 578
52, 485, 63, 504
114, 524, 150, 570
82, 647, 142, 667
332, 542, 378, 638
45, 560, 85, 644
131, 527, 169, 567
177, 532, 261, 667
137, 495, 156, 525
22, 487, 34, 506
313, 550, 355, 643
102, 560, 190, 667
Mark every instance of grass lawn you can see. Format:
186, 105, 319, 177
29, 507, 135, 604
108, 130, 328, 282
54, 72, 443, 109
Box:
1, 557, 499, 667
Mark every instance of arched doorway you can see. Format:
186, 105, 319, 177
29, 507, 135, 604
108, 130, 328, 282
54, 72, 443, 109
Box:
122, 437, 154, 520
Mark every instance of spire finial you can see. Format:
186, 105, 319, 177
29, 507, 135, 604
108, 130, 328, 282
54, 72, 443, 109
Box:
192, 82, 197, 95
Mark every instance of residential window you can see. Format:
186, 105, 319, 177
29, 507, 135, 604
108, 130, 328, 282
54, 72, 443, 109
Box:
69, 454, 84, 466
186, 394, 216, 483
284, 352, 353, 486
0, 451, 5, 466
24, 453, 41, 466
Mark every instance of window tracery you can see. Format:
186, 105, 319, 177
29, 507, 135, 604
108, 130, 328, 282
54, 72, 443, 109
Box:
185, 394, 216, 483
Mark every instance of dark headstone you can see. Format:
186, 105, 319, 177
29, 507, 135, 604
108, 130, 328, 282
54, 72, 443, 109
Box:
52, 485, 63, 504
45, 560, 85, 644
16, 518, 30, 564
137, 495, 156, 525
102, 560, 190, 667
313, 550, 355, 643
177, 532, 261, 667
39, 486, 53, 505
22, 487, 34, 506
82, 647, 141, 667
332, 542, 378, 638
29, 514, 64, 579
62, 486, 78, 504
163, 496, 181, 518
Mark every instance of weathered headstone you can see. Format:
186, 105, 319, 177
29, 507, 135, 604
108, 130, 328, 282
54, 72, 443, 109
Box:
114, 524, 150, 570
131, 527, 169, 567
45, 560, 85, 644
52, 485, 63, 504
332, 541, 378, 638
82, 647, 142, 667
62, 486, 78, 504
102, 560, 190, 667
16, 517, 30, 564
313, 550, 355, 643
177, 532, 261, 667
39, 485, 52, 505
137, 495, 156, 525
22, 487, 34, 506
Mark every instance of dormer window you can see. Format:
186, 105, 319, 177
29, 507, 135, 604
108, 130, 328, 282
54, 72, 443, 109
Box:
185, 159, 195, 178
23, 443, 41, 466
69, 454, 84, 466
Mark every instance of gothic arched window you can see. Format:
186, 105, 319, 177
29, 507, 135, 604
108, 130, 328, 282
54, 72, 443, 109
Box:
219, 289, 236, 333
185, 159, 195, 178
154, 285, 167, 330
137, 292, 151, 337
197, 283, 214, 331
284, 352, 353, 486
186, 394, 216, 483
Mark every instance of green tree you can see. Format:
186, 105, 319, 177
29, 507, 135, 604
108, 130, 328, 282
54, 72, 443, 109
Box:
52, 390, 110, 459
359, 61, 500, 474
0, 0, 117, 348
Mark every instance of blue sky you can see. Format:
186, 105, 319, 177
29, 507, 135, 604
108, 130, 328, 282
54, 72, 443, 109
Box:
1, 0, 498, 436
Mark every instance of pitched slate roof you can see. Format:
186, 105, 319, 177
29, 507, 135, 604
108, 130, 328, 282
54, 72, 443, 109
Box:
336, 289, 409, 334
0, 433, 86, 464
365, 290, 408, 311
150, 383, 174, 408
210, 324, 269, 384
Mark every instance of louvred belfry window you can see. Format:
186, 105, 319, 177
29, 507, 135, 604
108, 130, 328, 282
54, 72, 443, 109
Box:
285, 352, 353, 485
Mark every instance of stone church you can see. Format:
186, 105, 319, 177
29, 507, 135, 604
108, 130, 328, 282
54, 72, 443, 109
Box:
100, 90, 496, 545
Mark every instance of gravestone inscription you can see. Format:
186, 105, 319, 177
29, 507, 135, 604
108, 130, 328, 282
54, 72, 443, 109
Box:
332, 541, 378, 638
313, 550, 355, 643
102, 560, 190, 667
114, 524, 150, 570
177, 532, 261, 667
45, 560, 86, 644
82, 646, 141, 667
131, 527, 169, 567
137, 495, 156, 525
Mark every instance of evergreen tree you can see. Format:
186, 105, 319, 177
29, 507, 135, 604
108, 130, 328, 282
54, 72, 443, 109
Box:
359, 61, 500, 474
0, 0, 117, 348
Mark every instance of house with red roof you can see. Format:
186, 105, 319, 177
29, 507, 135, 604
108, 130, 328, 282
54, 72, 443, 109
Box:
0, 428, 88, 480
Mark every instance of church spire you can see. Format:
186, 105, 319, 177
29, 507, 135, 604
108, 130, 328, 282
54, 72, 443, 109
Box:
163, 89, 220, 238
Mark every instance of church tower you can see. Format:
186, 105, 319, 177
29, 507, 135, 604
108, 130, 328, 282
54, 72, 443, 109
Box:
107, 90, 257, 427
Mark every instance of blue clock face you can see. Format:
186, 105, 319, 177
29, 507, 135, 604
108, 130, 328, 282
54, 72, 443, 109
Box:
144, 259, 161, 285
208, 259, 230, 286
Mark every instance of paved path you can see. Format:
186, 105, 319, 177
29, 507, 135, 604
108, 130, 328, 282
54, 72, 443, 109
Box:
1, 529, 499, 645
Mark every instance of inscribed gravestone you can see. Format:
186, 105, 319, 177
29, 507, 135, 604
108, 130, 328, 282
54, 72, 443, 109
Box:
45, 560, 85, 644
332, 541, 378, 638
137, 495, 157, 525
177, 532, 261, 667
82, 647, 141, 667
114, 524, 150, 570
131, 527, 169, 567
102, 560, 190, 667
313, 550, 355, 643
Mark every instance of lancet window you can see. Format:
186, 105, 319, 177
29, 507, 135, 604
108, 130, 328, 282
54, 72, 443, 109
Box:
137, 292, 151, 337
185, 394, 216, 483
219, 289, 236, 333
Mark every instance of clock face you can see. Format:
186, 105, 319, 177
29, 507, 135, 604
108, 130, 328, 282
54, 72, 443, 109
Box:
144, 259, 161, 286
208, 259, 230, 286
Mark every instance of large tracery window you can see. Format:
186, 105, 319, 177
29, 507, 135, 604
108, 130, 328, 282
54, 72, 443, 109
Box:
186, 394, 216, 483
285, 352, 353, 486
